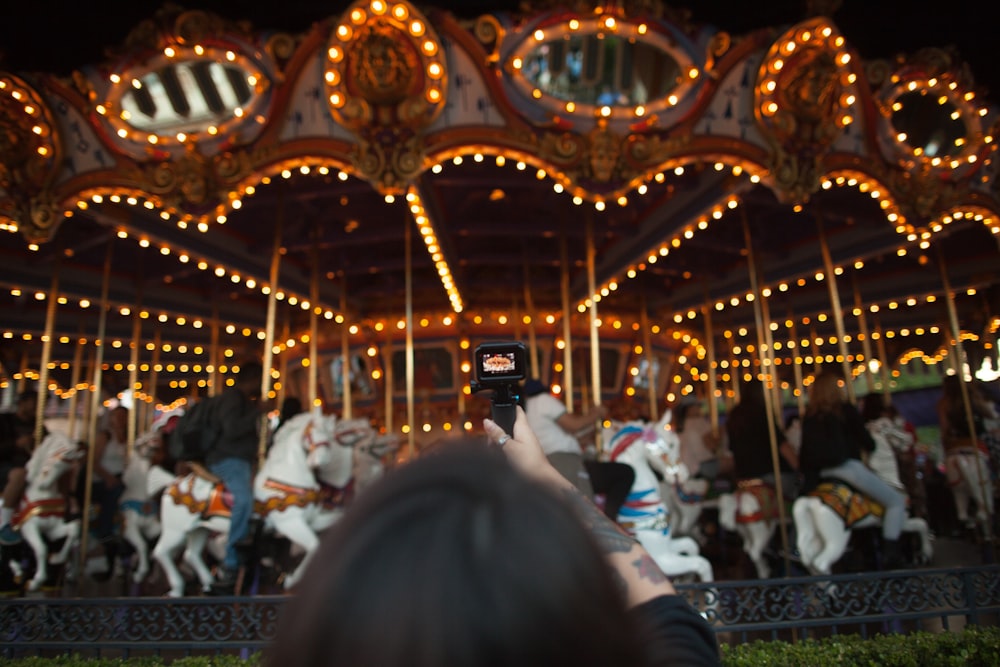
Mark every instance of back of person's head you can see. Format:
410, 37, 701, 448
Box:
860, 393, 886, 423
236, 361, 264, 396
673, 400, 701, 433
280, 396, 303, 422
16, 389, 38, 416
522, 378, 548, 398
269, 441, 643, 667
806, 371, 845, 415
738, 378, 765, 405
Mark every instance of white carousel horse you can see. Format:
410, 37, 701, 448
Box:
643, 426, 710, 543
254, 410, 355, 591
718, 481, 784, 579
305, 417, 399, 527
11, 431, 86, 591
945, 445, 994, 535
792, 479, 933, 576
119, 424, 176, 584
152, 408, 336, 597
604, 416, 714, 583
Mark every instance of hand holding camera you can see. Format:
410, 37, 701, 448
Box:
470, 341, 527, 437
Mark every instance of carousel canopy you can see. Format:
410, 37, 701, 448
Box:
0, 0, 998, 410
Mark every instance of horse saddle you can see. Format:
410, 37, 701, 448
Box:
257, 478, 323, 515
809, 480, 884, 528
14, 498, 68, 526
168, 478, 234, 519
733, 479, 782, 524
120, 498, 158, 517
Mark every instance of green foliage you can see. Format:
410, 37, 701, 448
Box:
1, 629, 998, 666
720, 626, 1000, 666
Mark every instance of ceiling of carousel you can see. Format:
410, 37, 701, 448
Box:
0, 0, 998, 408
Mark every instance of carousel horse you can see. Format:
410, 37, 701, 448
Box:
119, 420, 176, 584
604, 416, 714, 583
717, 481, 786, 579
10, 431, 86, 591
254, 410, 355, 591
152, 408, 337, 597
307, 417, 399, 525
792, 479, 933, 576
945, 445, 994, 536
643, 426, 710, 543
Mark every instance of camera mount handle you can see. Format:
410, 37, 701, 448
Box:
470, 379, 519, 437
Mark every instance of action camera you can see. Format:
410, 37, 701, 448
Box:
470, 341, 527, 437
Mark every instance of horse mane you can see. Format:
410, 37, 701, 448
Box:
272, 411, 319, 450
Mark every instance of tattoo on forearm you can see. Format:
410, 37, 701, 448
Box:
633, 554, 668, 584
561, 487, 638, 555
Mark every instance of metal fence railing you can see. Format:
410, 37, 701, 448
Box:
2, 565, 999, 657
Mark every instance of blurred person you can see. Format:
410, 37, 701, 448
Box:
88, 406, 129, 540
523, 378, 633, 518
725, 379, 798, 497
208, 361, 267, 592
674, 401, 731, 482
800, 371, 907, 567
0, 390, 47, 545
937, 374, 997, 458
522, 378, 606, 497
268, 406, 719, 667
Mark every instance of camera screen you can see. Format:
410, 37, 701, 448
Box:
475, 342, 526, 382
480, 351, 519, 377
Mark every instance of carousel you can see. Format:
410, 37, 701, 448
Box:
1, 0, 999, 602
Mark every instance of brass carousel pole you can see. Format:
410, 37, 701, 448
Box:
383, 316, 394, 435
523, 258, 539, 379
787, 310, 806, 417
586, 215, 602, 453
340, 281, 351, 419
560, 233, 574, 412
641, 293, 658, 422
702, 296, 719, 435
208, 305, 220, 397
277, 315, 290, 410
404, 214, 416, 459
815, 212, 855, 403
937, 246, 994, 548
66, 329, 85, 442
34, 256, 60, 447
259, 200, 283, 467
147, 330, 161, 427
127, 298, 142, 455
852, 276, 877, 397
741, 209, 791, 574
872, 315, 893, 399
759, 273, 783, 425
81, 238, 114, 575
809, 325, 823, 375
308, 238, 320, 411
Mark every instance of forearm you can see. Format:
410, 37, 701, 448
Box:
530, 462, 677, 607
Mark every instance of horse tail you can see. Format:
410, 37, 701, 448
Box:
792, 496, 817, 554
718, 493, 737, 532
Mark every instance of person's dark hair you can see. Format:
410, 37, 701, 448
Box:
860, 393, 886, 423
522, 378, 548, 397
279, 396, 303, 426
16, 389, 38, 405
805, 370, 845, 416
673, 401, 699, 433
738, 378, 765, 405
269, 441, 643, 667
237, 361, 265, 396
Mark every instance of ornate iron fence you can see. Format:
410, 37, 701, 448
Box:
2, 565, 998, 658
